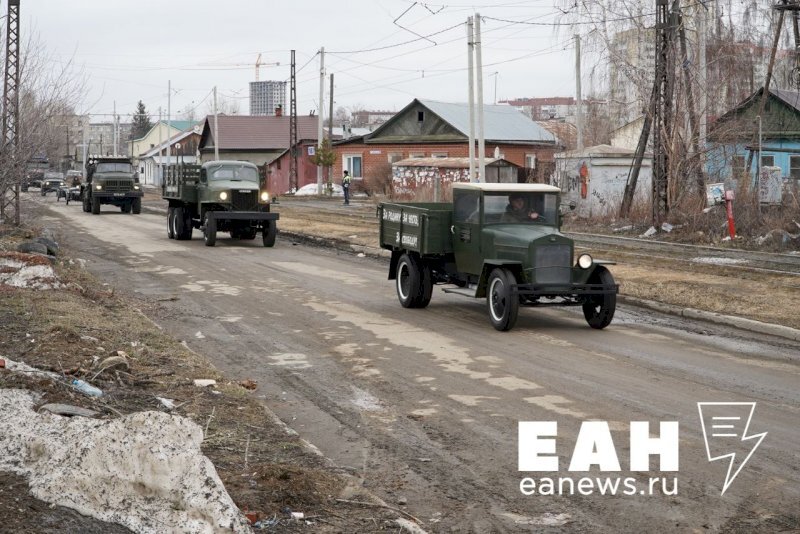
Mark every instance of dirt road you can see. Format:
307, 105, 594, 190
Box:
36, 196, 800, 532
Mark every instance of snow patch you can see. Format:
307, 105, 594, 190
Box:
691, 256, 747, 265
0, 258, 61, 289
0, 389, 249, 533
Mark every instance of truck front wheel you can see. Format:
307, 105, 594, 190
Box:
91, 196, 101, 214
582, 266, 616, 329
396, 253, 432, 309
132, 197, 142, 214
487, 268, 519, 331
82, 191, 91, 212
262, 220, 276, 247
203, 213, 216, 247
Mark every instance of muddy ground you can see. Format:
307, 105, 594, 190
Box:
0, 223, 404, 533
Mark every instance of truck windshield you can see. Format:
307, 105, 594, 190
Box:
207, 165, 259, 182
484, 192, 558, 224
96, 163, 132, 173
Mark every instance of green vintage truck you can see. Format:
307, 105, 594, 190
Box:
81, 156, 143, 214
378, 183, 618, 331
162, 160, 279, 247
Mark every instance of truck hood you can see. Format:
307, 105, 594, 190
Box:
206, 180, 259, 191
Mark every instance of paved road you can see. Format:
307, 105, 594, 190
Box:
36, 196, 800, 533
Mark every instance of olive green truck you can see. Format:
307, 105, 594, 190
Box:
81, 156, 143, 214
378, 183, 618, 331
162, 160, 279, 247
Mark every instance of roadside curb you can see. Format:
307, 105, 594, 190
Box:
619, 295, 800, 342
142, 202, 797, 343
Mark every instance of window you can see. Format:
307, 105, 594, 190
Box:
417, 111, 425, 122
343, 155, 362, 178
431, 152, 448, 158
410, 152, 425, 159
761, 155, 775, 167
525, 154, 537, 169
731, 155, 746, 177
388, 152, 403, 164
790, 155, 800, 179
453, 190, 480, 223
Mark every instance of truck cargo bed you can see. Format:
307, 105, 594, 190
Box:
378, 202, 453, 255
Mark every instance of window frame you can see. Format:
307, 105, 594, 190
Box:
343, 154, 363, 179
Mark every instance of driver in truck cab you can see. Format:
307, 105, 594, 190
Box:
501, 192, 543, 222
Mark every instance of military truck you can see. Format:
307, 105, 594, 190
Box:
81, 156, 143, 214
378, 183, 618, 331
161, 160, 279, 247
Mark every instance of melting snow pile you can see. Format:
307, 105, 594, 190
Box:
0, 253, 61, 289
691, 256, 747, 266
0, 389, 249, 533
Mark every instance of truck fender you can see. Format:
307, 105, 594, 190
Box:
476, 260, 524, 299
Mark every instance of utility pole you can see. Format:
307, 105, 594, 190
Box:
213, 86, 219, 161
475, 14, 486, 183
158, 107, 163, 184
113, 100, 118, 156
317, 46, 325, 194
575, 34, 584, 151
698, 1, 707, 179
0, 0, 20, 225
167, 80, 172, 168
328, 72, 334, 188
289, 50, 298, 192
467, 17, 476, 182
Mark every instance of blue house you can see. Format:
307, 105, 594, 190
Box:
707, 87, 800, 184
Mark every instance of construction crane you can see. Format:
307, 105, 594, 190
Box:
255, 53, 280, 81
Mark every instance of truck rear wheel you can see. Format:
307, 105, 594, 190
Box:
487, 268, 519, 331
396, 253, 432, 308
167, 207, 175, 239
132, 197, 142, 214
203, 213, 216, 247
262, 220, 276, 247
175, 207, 192, 240
91, 196, 101, 214
582, 266, 616, 329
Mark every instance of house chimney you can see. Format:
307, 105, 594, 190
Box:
275, 105, 283, 117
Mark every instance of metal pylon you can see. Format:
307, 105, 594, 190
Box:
0, 0, 21, 225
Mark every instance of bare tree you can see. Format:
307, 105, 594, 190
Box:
205, 95, 241, 116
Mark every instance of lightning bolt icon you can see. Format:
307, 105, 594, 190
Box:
698, 402, 768, 495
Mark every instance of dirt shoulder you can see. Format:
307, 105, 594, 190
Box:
0, 222, 404, 533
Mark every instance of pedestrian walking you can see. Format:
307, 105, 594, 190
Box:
342, 170, 352, 205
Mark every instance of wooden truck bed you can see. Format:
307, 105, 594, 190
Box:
378, 202, 454, 255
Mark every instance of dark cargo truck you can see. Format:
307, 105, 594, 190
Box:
378, 183, 618, 331
162, 160, 279, 247
81, 156, 143, 214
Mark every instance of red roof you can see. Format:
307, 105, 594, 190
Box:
200, 115, 319, 151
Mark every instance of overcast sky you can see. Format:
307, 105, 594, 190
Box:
23, 0, 589, 122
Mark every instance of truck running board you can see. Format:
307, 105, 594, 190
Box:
442, 286, 478, 298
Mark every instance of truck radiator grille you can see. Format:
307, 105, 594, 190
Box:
231, 190, 258, 211
103, 180, 133, 193
534, 244, 571, 284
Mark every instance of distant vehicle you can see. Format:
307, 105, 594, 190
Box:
57, 171, 83, 203
21, 157, 49, 191
81, 156, 142, 214
378, 183, 618, 331
40, 173, 65, 196
162, 160, 279, 247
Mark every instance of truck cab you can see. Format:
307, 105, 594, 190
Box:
81, 156, 143, 214
379, 183, 618, 331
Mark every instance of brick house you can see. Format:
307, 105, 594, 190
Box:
198, 114, 318, 166
331, 99, 560, 186
265, 139, 320, 195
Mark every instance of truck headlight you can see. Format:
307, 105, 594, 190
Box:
260, 191, 269, 202
219, 191, 228, 201
134, 185, 140, 190
577, 254, 593, 269
95, 184, 102, 191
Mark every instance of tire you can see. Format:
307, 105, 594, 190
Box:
82, 191, 90, 212
167, 207, 175, 239
396, 253, 431, 308
121, 203, 131, 213
173, 207, 185, 238
582, 267, 616, 330
178, 209, 193, 240
132, 197, 141, 214
487, 268, 519, 331
91, 196, 101, 214
203, 212, 216, 247
262, 220, 276, 247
